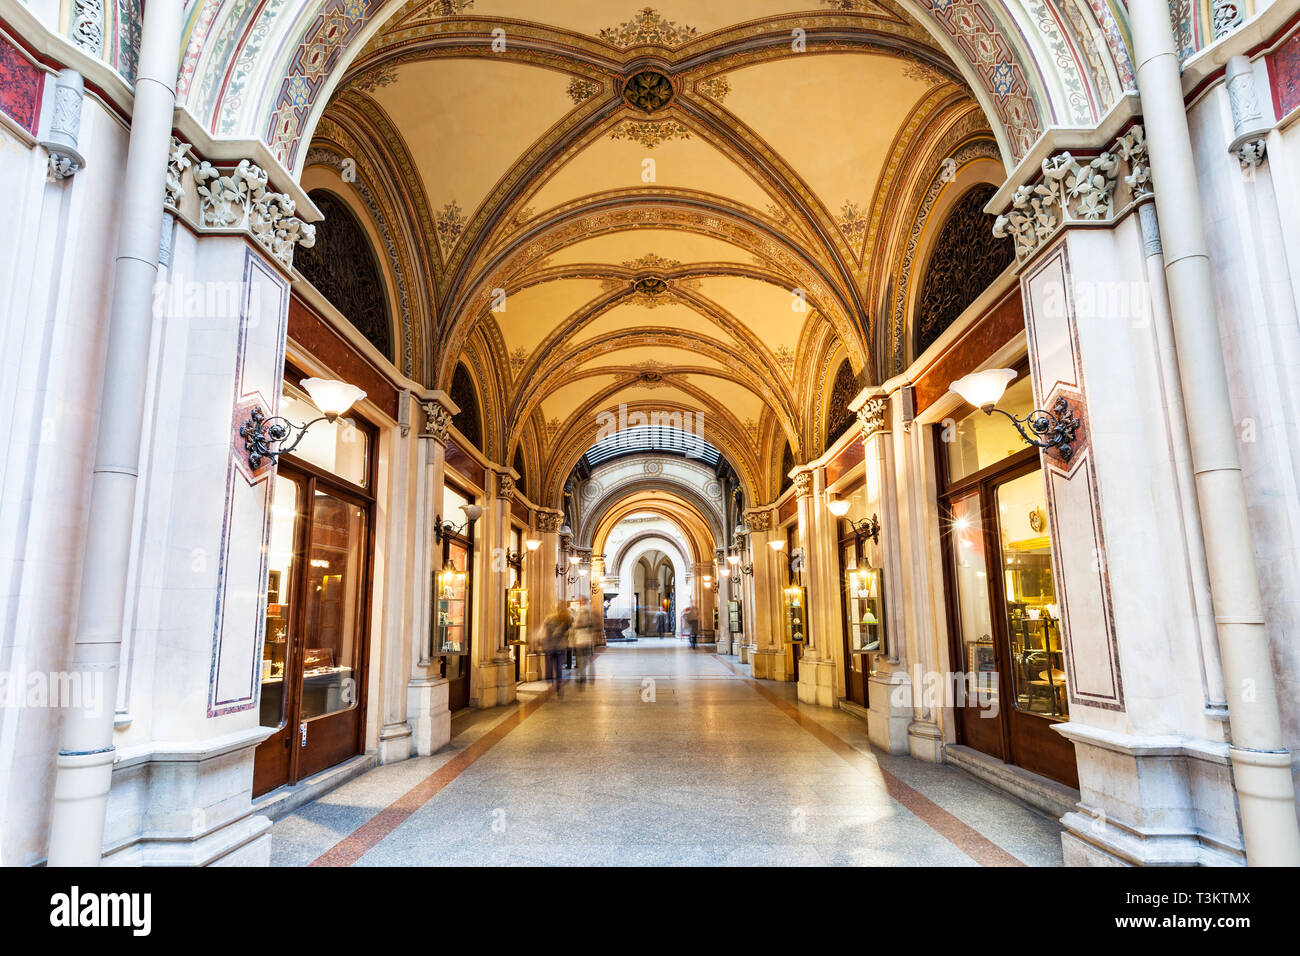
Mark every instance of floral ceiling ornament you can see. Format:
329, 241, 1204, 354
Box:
352, 65, 399, 93
194, 160, 316, 269
567, 77, 602, 104
774, 345, 796, 374
838, 201, 869, 247
509, 347, 528, 375
435, 199, 467, 255
630, 275, 671, 308
600, 8, 698, 49
428, 0, 475, 15
622, 69, 676, 113
698, 76, 731, 102
992, 125, 1151, 262
609, 120, 691, 148
623, 253, 680, 271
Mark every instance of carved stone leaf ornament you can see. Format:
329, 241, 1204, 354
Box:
194, 160, 316, 269
993, 125, 1151, 263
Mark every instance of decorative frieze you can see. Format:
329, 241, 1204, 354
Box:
421, 400, 452, 441
194, 160, 316, 269
993, 125, 1151, 263
1211, 0, 1244, 40
72, 0, 104, 57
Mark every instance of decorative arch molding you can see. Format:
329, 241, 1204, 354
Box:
438, 198, 870, 390
579, 459, 727, 543
612, 529, 703, 579
176, 1, 1138, 181
540, 396, 762, 510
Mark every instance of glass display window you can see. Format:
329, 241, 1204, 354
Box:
728, 600, 743, 634
507, 586, 529, 645
997, 469, 1067, 719
782, 586, 807, 644
434, 559, 468, 655
847, 566, 885, 655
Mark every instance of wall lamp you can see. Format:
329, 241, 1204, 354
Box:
827, 498, 881, 545
768, 539, 805, 584
950, 368, 1082, 462
434, 503, 483, 544
508, 537, 542, 564
728, 549, 753, 577
240, 378, 366, 469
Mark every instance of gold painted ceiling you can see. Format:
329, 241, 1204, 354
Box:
306, 1, 998, 505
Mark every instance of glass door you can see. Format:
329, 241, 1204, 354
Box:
839, 536, 868, 708
437, 536, 473, 712
253, 468, 372, 796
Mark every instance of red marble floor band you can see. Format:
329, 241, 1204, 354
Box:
713, 654, 1025, 868
310, 691, 550, 867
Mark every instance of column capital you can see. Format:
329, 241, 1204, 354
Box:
793, 469, 813, 499
419, 391, 458, 443
856, 394, 889, 442
991, 122, 1152, 265
536, 510, 564, 534
742, 509, 771, 533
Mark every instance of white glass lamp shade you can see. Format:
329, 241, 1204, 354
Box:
703, 576, 712, 585
950, 368, 1017, 411
569, 555, 580, 566
524, 538, 542, 552
726, 554, 740, 565
827, 498, 850, 517
768, 539, 785, 552
301, 377, 366, 420
720, 568, 731, 578
461, 504, 484, 522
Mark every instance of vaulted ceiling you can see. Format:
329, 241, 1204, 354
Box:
304, 1, 999, 504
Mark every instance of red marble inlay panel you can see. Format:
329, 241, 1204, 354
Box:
511, 498, 529, 525
0, 34, 43, 135
287, 294, 398, 420
825, 436, 865, 488
778, 494, 797, 525
445, 442, 485, 490
1268, 29, 1300, 121
914, 287, 1025, 415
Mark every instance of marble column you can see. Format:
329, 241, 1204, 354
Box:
795, 468, 838, 707
746, 510, 787, 680
407, 397, 456, 756
473, 470, 517, 707
858, 398, 912, 752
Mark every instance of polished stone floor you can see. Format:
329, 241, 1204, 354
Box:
269, 639, 1064, 866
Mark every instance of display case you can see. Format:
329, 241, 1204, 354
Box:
782, 586, 807, 644
433, 566, 468, 655
506, 586, 529, 645
728, 600, 742, 634
847, 567, 886, 655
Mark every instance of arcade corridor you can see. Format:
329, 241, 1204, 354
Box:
269, 640, 1062, 867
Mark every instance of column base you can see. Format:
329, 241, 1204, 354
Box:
474, 659, 517, 707
715, 638, 732, 655
1054, 721, 1246, 866
101, 726, 275, 867
737, 642, 752, 664
796, 656, 836, 707
866, 669, 911, 754
524, 652, 543, 683
407, 677, 451, 756
750, 647, 791, 681
378, 722, 413, 763
907, 718, 944, 763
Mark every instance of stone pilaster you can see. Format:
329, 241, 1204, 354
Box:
473, 469, 517, 707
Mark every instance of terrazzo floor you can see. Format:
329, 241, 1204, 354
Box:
268, 638, 1064, 866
